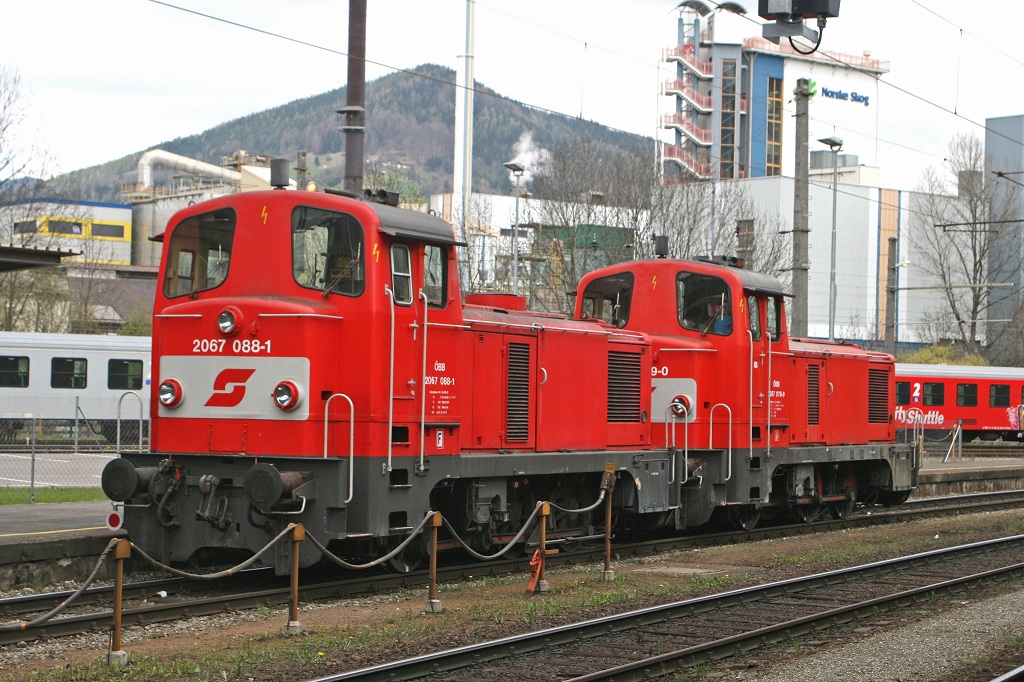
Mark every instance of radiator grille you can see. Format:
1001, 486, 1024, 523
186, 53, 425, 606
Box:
868, 368, 890, 424
807, 364, 820, 426
608, 351, 642, 423
506, 342, 531, 441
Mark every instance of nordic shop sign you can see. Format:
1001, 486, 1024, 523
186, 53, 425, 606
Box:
822, 86, 869, 107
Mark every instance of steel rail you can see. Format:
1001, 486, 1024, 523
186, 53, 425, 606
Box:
4, 490, 1024, 647
311, 535, 1024, 681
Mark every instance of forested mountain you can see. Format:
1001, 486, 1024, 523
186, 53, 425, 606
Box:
64, 64, 651, 202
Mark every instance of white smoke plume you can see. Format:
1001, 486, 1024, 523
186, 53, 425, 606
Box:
506, 131, 550, 185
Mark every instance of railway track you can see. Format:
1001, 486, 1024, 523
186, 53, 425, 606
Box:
315, 535, 1024, 681
2, 490, 1023, 647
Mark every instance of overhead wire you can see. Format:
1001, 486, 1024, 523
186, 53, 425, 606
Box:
144, 0, 1019, 219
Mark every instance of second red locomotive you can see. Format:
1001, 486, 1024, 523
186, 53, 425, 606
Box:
101, 182, 917, 573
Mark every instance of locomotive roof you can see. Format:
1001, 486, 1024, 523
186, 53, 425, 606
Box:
896, 363, 1024, 380
729, 267, 791, 297
370, 203, 462, 246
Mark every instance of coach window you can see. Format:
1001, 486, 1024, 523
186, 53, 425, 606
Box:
580, 272, 634, 327
990, 384, 1010, 408
895, 381, 911, 406
956, 383, 978, 407
0, 356, 28, 388
108, 360, 144, 391
678, 272, 731, 335
390, 243, 413, 305
424, 244, 447, 307
292, 207, 364, 296
923, 382, 944, 406
164, 208, 236, 298
52, 358, 87, 389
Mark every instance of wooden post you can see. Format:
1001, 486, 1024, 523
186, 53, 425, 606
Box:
602, 464, 616, 582
284, 524, 304, 635
537, 502, 550, 593
426, 511, 443, 613
107, 539, 131, 666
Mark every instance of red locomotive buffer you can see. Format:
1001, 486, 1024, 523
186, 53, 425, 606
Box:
101, 188, 918, 574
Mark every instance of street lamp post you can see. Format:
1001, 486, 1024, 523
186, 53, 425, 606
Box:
819, 136, 843, 342
504, 161, 525, 296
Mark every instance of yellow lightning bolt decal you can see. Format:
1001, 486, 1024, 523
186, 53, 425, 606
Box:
372, 243, 380, 262
739, 299, 745, 312
652, 276, 657, 290
261, 206, 268, 225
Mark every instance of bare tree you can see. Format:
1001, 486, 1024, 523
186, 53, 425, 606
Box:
911, 133, 1022, 358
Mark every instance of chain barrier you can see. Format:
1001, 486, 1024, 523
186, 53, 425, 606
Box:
0, 538, 118, 633
128, 524, 298, 579
9, 472, 620, 663
304, 511, 436, 570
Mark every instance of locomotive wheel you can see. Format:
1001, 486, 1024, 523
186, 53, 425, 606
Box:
793, 503, 821, 524
730, 505, 760, 532
387, 539, 426, 574
829, 494, 856, 520
878, 490, 912, 507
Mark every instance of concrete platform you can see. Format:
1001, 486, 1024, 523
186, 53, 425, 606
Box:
916, 456, 1024, 497
0, 501, 125, 588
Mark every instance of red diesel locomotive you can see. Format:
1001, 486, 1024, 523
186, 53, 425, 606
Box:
895, 363, 1024, 442
101, 183, 918, 573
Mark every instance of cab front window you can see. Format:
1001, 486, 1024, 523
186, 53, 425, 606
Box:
579, 272, 633, 328
678, 272, 732, 335
292, 207, 365, 296
163, 208, 236, 298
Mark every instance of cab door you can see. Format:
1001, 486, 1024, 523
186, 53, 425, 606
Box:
744, 294, 770, 448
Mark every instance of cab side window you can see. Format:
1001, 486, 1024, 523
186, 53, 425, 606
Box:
678, 272, 731, 335
747, 295, 762, 341
766, 296, 783, 341
391, 243, 413, 305
424, 244, 447, 308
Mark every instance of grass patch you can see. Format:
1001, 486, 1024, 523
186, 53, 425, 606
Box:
0, 487, 106, 506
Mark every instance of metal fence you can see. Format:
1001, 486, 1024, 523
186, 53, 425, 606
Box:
0, 398, 147, 500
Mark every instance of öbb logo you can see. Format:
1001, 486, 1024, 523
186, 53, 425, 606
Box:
205, 369, 256, 407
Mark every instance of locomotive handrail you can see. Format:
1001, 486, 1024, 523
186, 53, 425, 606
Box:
306, 512, 437, 570
663, 404, 689, 485
324, 393, 355, 504
116, 391, 145, 453
385, 284, 396, 475
709, 403, 733, 482
467, 318, 616, 336
418, 290, 429, 474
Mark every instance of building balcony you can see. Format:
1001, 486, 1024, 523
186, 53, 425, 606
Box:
663, 144, 712, 180
662, 44, 714, 79
663, 79, 714, 112
661, 113, 713, 146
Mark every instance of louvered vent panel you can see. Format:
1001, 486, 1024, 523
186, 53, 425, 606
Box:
807, 365, 820, 426
506, 342, 531, 441
868, 368, 890, 424
608, 351, 642, 423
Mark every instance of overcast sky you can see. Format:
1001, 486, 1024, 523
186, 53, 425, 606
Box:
2, 0, 1023, 191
